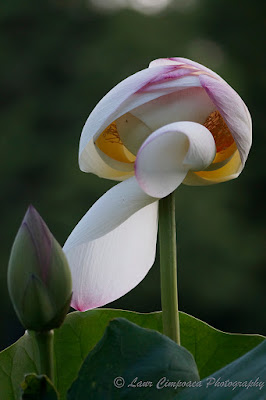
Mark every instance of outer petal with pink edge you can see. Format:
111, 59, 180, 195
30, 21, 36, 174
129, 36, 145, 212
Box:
149, 57, 224, 81
63, 177, 158, 311
183, 76, 252, 186
135, 121, 216, 198
150, 58, 252, 168
199, 74, 252, 166
149, 58, 252, 185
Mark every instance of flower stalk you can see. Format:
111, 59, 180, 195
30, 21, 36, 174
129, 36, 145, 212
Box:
159, 191, 181, 345
29, 330, 54, 381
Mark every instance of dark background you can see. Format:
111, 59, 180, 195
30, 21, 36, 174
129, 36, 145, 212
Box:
1, 0, 265, 350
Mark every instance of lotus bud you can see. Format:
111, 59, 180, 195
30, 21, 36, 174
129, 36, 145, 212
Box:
7, 205, 72, 331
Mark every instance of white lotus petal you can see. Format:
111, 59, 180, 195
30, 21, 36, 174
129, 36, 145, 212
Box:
149, 57, 224, 81
199, 74, 252, 167
79, 65, 203, 176
131, 87, 216, 132
64, 176, 157, 250
135, 121, 216, 198
184, 151, 242, 185
95, 146, 135, 173
116, 112, 152, 156
136, 74, 205, 92
64, 200, 158, 311
79, 138, 134, 180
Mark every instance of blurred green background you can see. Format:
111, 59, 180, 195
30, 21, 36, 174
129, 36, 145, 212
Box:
1, 0, 265, 350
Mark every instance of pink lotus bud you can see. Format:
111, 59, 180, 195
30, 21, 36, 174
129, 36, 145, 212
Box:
8, 205, 72, 331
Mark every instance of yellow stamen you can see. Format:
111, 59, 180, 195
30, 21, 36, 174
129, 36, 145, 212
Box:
95, 122, 136, 164
204, 110, 237, 163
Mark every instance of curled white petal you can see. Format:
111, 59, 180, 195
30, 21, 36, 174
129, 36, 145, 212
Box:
135, 121, 216, 198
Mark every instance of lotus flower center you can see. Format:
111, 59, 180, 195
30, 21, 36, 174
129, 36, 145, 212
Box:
95, 122, 135, 163
204, 111, 237, 163
97, 111, 237, 165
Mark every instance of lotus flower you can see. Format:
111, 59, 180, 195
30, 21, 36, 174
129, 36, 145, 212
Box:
64, 58, 252, 311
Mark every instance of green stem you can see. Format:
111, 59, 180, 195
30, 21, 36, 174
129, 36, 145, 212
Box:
159, 191, 181, 345
30, 330, 54, 381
